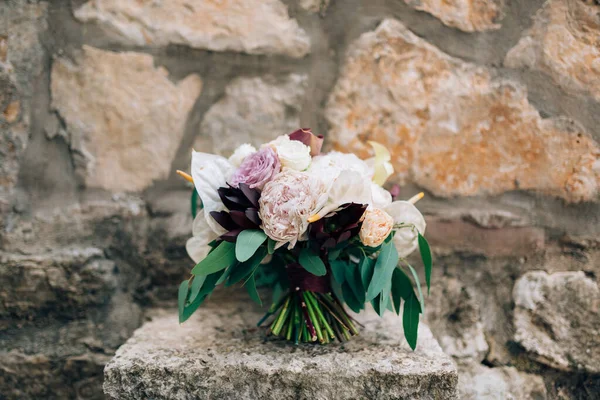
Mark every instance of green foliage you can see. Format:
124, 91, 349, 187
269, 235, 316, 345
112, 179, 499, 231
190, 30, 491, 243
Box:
366, 240, 399, 301
267, 238, 276, 255
391, 268, 412, 316
188, 274, 206, 303
359, 255, 375, 288
403, 293, 421, 350
226, 248, 267, 287
345, 261, 365, 304
329, 259, 347, 284
178, 271, 224, 323
178, 280, 189, 323
191, 189, 200, 218
342, 282, 362, 313
235, 229, 267, 262
191, 241, 236, 275
299, 248, 327, 276
407, 263, 425, 313
418, 233, 432, 294
245, 274, 262, 306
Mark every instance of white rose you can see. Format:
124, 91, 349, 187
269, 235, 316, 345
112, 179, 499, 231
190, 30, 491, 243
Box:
228, 143, 256, 167
266, 135, 312, 171
384, 201, 426, 257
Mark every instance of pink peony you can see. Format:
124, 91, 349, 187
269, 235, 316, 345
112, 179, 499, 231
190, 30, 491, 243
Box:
229, 147, 281, 190
259, 170, 327, 249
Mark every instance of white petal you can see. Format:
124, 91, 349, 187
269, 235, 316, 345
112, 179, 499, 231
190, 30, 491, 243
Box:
371, 183, 392, 208
191, 151, 233, 234
384, 200, 426, 258
186, 210, 218, 263
329, 170, 372, 207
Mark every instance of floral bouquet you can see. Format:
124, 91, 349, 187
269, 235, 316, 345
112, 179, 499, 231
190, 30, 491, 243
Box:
177, 129, 432, 348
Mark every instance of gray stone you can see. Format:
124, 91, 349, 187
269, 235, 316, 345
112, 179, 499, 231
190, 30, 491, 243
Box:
104, 290, 458, 399
74, 0, 310, 58
513, 271, 600, 373
457, 361, 547, 400
425, 278, 489, 362
195, 74, 308, 158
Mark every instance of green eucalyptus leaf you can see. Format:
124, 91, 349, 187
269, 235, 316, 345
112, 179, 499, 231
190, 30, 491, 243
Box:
359, 256, 375, 289
403, 293, 421, 350
226, 248, 267, 287
245, 274, 262, 306
371, 294, 383, 317
407, 263, 425, 313
178, 280, 189, 323
391, 268, 413, 315
299, 248, 327, 276
191, 189, 199, 218
329, 260, 347, 284
346, 261, 365, 304
342, 282, 362, 313
267, 238, 276, 255
191, 241, 236, 275
379, 278, 392, 315
366, 241, 399, 301
235, 229, 267, 262
188, 274, 206, 303
418, 233, 432, 294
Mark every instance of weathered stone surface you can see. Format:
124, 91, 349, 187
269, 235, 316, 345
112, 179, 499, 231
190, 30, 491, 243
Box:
505, 0, 600, 101
299, 0, 330, 14
426, 217, 545, 257
75, 0, 310, 58
326, 19, 600, 202
425, 278, 489, 361
196, 74, 307, 157
513, 271, 600, 373
104, 291, 458, 399
404, 0, 504, 32
457, 361, 547, 400
51, 46, 202, 192
0, 1, 47, 214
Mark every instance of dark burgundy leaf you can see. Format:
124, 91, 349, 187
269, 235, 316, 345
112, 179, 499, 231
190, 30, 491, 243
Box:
210, 211, 237, 231
239, 183, 260, 208
230, 210, 257, 229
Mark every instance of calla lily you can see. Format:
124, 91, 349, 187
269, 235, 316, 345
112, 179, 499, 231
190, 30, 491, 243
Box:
384, 200, 426, 257
289, 128, 324, 156
366, 141, 394, 186
191, 150, 234, 235
308, 170, 371, 222
185, 210, 218, 263
371, 183, 392, 208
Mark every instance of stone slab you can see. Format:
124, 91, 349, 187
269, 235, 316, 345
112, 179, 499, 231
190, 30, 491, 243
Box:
104, 290, 457, 399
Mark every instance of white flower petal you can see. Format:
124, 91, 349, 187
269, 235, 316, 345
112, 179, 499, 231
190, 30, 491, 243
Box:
191, 151, 233, 235
384, 200, 426, 258
186, 210, 218, 263
228, 143, 256, 167
371, 183, 392, 208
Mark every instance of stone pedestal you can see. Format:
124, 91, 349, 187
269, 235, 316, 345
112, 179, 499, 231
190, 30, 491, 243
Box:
103, 290, 457, 399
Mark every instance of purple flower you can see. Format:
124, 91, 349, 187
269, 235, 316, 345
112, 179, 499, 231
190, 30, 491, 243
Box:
229, 147, 281, 190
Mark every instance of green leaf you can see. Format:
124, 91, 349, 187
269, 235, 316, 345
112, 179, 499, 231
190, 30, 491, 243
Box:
403, 293, 421, 350
418, 233, 432, 294
180, 270, 224, 323
366, 241, 399, 301
371, 294, 383, 317
345, 262, 365, 304
216, 265, 233, 285
379, 278, 392, 314
267, 238, 276, 255
299, 248, 327, 276
188, 274, 206, 303
191, 189, 199, 218
359, 256, 375, 289
235, 229, 267, 262
245, 274, 262, 306
407, 263, 425, 313
329, 260, 347, 284
342, 282, 362, 313
391, 268, 413, 315
178, 280, 189, 323
330, 277, 345, 305
328, 247, 342, 261
226, 248, 266, 287
192, 241, 237, 275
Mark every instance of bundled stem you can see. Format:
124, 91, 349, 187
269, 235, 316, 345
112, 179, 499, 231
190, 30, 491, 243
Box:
260, 289, 358, 344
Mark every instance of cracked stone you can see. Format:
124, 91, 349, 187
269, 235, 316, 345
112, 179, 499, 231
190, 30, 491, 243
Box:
404, 0, 504, 32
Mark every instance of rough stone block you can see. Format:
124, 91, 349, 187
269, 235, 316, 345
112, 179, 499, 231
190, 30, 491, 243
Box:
104, 291, 458, 399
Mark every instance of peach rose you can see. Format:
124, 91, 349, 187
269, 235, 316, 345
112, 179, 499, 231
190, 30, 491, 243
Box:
359, 208, 394, 247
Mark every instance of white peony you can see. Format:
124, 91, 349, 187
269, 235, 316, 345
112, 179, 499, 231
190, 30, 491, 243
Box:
259, 169, 328, 249
266, 135, 312, 171
308, 151, 373, 190
186, 210, 218, 263
384, 201, 426, 258
228, 143, 256, 167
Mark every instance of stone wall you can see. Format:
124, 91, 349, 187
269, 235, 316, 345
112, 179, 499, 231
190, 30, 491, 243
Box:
1, 0, 599, 398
